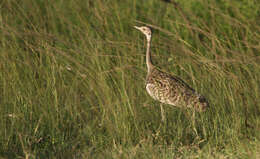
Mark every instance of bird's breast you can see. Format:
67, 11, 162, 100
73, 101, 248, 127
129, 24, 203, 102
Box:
146, 83, 158, 100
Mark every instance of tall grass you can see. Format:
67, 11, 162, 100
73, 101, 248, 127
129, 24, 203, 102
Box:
0, 0, 259, 158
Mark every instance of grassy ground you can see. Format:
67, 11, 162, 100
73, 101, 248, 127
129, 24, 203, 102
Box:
0, 0, 260, 158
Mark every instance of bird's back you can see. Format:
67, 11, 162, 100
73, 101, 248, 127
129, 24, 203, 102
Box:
146, 68, 208, 112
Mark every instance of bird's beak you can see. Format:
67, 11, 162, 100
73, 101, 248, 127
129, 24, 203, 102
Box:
134, 26, 141, 30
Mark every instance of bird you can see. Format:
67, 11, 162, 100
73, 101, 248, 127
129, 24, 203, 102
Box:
134, 26, 209, 119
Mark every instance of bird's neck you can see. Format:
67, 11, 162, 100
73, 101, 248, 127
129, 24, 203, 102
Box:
146, 38, 154, 73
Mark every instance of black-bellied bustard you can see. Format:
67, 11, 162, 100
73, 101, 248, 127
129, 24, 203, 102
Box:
134, 26, 209, 122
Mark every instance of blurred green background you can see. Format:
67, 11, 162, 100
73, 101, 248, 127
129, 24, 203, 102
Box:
0, 0, 259, 158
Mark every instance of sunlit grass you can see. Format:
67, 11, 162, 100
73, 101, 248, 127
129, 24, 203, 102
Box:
0, 0, 259, 158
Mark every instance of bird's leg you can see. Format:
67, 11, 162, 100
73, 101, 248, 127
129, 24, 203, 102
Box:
160, 104, 166, 122
184, 109, 199, 138
156, 104, 166, 134
191, 109, 199, 137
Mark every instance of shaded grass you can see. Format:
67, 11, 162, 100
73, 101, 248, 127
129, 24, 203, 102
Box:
0, 0, 259, 158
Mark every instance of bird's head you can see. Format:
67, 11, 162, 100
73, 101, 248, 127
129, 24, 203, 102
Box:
134, 26, 152, 41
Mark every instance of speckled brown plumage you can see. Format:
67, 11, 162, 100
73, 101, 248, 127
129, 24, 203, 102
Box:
146, 68, 208, 112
